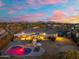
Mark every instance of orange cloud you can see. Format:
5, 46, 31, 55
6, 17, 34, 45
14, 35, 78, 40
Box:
64, 16, 79, 24
50, 7, 79, 23
52, 10, 66, 22
49, 10, 70, 23
50, 10, 79, 23
53, 10, 65, 17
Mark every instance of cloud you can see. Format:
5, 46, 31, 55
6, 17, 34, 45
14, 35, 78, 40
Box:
62, 16, 79, 24
8, 5, 28, 10
15, 13, 47, 22
26, 0, 67, 9
0, 7, 5, 10
8, 10, 16, 14
77, 0, 79, 2
11, 0, 24, 2
50, 10, 67, 22
49, 9, 79, 23
53, 10, 65, 17
14, 5, 28, 10
0, 1, 6, 10
0, 1, 5, 7
14, 9, 79, 23
66, 6, 79, 16
6, 0, 67, 10
27, 0, 67, 5
26, 0, 42, 9
39, 0, 67, 5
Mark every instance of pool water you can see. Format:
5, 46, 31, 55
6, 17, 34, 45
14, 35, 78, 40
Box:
24, 48, 32, 55
6, 46, 32, 55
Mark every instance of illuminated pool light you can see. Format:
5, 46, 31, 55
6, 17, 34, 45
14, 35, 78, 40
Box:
6, 46, 32, 55
15, 48, 24, 55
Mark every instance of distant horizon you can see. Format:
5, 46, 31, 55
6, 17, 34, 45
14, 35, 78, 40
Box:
0, 20, 78, 24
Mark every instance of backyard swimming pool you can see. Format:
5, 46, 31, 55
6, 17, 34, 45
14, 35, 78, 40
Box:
6, 46, 32, 56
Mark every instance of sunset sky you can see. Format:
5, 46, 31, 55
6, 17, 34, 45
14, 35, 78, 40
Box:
0, 0, 79, 23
